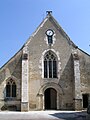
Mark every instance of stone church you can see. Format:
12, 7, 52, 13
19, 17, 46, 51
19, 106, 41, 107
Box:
0, 11, 90, 111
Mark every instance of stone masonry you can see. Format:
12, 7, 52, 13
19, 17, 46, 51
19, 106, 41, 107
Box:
0, 12, 90, 111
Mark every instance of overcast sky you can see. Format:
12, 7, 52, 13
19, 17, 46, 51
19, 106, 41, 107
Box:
0, 0, 90, 67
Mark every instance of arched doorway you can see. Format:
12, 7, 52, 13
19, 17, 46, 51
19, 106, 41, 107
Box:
44, 88, 57, 110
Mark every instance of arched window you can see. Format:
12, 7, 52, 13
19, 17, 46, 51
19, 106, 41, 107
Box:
6, 79, 16, 97
44, 51, 57, 78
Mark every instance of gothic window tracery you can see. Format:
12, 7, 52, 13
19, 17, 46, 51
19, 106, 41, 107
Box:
6, 79, 16, 98
44, 51, 57, 78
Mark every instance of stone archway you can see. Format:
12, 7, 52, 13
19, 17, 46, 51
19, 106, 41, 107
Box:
44, 88, 57, 110
37, 82, 64, 110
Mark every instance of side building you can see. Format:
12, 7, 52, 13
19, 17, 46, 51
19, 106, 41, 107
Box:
0, 12, 90, 111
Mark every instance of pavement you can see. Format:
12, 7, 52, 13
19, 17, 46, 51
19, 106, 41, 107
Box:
0, 110, 89, 120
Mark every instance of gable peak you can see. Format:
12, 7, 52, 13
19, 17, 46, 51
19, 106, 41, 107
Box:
46, 11, 52, 16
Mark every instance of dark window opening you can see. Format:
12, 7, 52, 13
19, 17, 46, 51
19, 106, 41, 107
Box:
6, 79, 16, 98
83, 94, 88, 108
44, 51, 57, 78
12, 82, 16, 97
48, 36, 53, 45
44, 61, 47, 78
6, 83, 11, 97
49, 60, 52, 78
53, 60, 57, 78
22, 53, 28, 60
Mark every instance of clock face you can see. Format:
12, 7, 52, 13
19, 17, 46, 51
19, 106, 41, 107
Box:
46, 29, 54, 36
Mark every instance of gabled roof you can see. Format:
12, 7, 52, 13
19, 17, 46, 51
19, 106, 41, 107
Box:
47, 13, 77, 48
0, 12, 90, 70
25, 12, 77, 48
0, 49, 22, 71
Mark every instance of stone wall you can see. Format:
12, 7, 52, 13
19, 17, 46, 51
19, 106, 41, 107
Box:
0, 14, 90, 111
0, 51, 22, 111
79, 49, 90, 109
27, 17, 75, 110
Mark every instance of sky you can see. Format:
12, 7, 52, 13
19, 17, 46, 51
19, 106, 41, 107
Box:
0, 0, 90, 67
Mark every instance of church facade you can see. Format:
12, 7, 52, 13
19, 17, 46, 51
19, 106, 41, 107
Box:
0, 12, 90, 111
